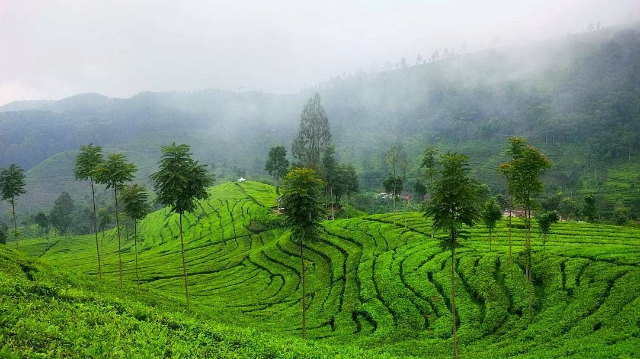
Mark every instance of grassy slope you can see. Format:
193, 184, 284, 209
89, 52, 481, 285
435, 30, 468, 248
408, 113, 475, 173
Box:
0, 236, 385, 358
9, 181, 640, 358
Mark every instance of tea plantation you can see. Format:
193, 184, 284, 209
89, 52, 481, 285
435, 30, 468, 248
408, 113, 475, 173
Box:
5, 181, 640, 358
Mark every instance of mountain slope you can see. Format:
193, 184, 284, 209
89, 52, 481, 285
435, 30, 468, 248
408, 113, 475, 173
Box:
2, 25, 640, 216
15, 181, 640, 358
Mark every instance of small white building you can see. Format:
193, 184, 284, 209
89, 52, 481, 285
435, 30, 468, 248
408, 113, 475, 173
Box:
237, 177, 247, 182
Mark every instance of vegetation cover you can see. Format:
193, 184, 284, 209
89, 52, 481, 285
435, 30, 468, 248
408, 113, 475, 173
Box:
4, 181, 639, 358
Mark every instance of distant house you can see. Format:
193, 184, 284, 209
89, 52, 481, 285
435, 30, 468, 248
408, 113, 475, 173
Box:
502, 209, 528, 218
237, 177, 246, 182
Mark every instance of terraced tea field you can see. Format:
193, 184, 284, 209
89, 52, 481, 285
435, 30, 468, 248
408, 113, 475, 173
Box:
15, 181, 640, 358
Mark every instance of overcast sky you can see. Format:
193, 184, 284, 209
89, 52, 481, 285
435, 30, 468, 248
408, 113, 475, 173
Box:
0, 0, 638, 106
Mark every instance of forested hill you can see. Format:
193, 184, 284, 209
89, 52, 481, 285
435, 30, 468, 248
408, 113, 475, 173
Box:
1, 24, 639, 213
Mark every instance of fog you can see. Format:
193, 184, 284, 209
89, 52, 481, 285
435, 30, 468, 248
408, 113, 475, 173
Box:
1, 0, 638, 106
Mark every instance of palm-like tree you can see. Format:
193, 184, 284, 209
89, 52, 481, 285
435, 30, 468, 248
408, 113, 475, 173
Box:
74, 144, 105, 278
151, 143, 213, 313
95, 153, 137, 287
121, 184, 151, 294
423, 152, 480, 359
0, 164, 27, 249
281, 168, 324, 339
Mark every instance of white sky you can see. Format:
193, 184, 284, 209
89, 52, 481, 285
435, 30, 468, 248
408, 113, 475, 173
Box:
0, 0, 638, 105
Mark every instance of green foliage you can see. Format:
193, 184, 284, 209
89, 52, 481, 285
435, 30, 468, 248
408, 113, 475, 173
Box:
291, 94, 332, 169
0, 244, 377, 358
383, 175, 403, 196
0, 222, 7, 245
97, 207, 113, 231
264, 145, 290, 184
412, 180, 427, 199
583, 194, 598, 223
281, 168, 325, 245
150, 143, 214, 215
333, 164, 358, 204
559, 197, 578, 220
500, 137, 552, 215
424, 152, 480, 246
34, 212, 49, 236
537, 211, 560, 237
50, 192, 75, 235
320, 145, 337, 184
420, 145, 439, 185
386, 146, 407, 178
613, 201, 630, 226
481, 198, 502, 232
73, 144, 103, 181
8, 181, 640, 358
95, 153, 137, 191
0, 164, 27, 203
121, 185, 151, 222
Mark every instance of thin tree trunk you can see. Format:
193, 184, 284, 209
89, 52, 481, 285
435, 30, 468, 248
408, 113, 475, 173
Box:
526, 202, 532, 313
91, 179, 102, 279
393, 189, 397, 225
451, 235, 458, 359
179, 214, 191, 313
115, 188, 123, 288
11, 199, 18, 249
508, 195, 513, 266
345, 194, 350, 219
300, 239, 306, 339
330, 185, 334, 220
489, 228, 492, 252
134, 220, 140, 294
404, 198, 407, 229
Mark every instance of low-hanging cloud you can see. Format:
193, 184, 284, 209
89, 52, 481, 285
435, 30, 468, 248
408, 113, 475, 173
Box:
0, 0, 638, 105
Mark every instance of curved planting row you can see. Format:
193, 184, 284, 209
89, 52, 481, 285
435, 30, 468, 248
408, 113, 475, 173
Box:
28, 181, 640, 358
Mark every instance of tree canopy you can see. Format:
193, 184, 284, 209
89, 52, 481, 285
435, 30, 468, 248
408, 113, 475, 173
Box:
74, 144, 103, 181
265, 145, 290, 185
150, 143, 214, 215
291, 94, 332, 169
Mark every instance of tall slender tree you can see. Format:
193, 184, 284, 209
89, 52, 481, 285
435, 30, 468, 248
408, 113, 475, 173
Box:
0, 164, 27, 249
281, 168, 324, 339
501, 137, 551, 313
74, 144, 105, 279
96, 153, 137, 287
498, 137, 527, 266
386, 146, 407, 220
423, 152, 480, 359
481, 197, 503, 252
421, 145, 439, 238
291, 93, 332, 169
583, 194, 598, 223
121, 184, 151, 294
151, 143, 214, 313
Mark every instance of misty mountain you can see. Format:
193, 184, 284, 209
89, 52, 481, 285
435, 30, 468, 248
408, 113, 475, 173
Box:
1, 25, 639, 214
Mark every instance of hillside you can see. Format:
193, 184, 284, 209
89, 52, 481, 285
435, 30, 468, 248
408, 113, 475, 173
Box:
2, 25, 640, 215
12, 181, 640, 358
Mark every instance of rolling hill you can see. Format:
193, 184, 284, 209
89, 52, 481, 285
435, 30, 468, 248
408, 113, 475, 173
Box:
9, 181, 640, 358
2, 24, 640, 217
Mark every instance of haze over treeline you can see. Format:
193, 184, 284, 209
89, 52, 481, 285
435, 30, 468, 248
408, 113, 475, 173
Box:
1, 0, 638, 105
